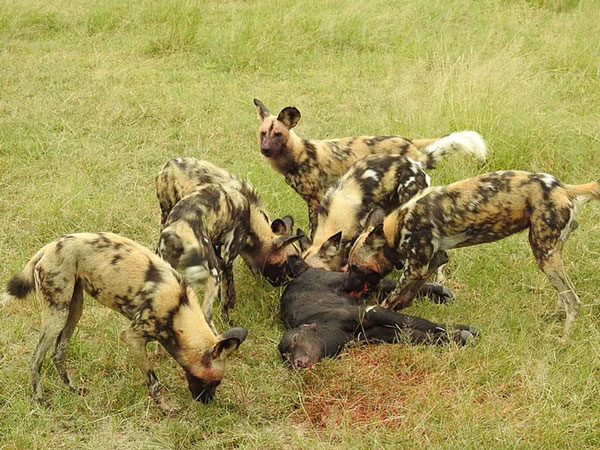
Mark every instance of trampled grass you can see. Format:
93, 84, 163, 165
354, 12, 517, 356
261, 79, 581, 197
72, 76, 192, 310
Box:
1, 0, 600, 448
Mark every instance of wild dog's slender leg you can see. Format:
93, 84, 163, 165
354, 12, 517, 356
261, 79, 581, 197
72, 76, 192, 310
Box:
383, 248, 447, 310
220, 266, 236, 317
51, 282, 84, 394
120, 326, 172, 411
529, 211, 581, 335
307, 204, 319, 239
31, 307, 71, 403
536, 251, 581, 336
31, 271, 75, 403
202, 276, 219, 334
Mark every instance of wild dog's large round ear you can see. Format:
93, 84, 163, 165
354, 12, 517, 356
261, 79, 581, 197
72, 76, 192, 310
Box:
211, 327, 248, 360
271, 215, 295, 235
273, 234, 303, 249
362, 207, 386, 230
254, 98, 271, 120
320, 231, 343, 256
296, 228, 312, 252
277, 106, 301, 129
365, 224, 386, 248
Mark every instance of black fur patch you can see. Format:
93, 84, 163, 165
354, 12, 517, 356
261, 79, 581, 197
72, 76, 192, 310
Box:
145, 262, 163, 283
6, 273, 33, 298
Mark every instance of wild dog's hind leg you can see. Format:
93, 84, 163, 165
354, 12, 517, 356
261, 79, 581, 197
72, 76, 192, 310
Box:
30, 269, 75, 403
51, 281, 84, 395
530, 212, 582, 336
536, 250, 581, 336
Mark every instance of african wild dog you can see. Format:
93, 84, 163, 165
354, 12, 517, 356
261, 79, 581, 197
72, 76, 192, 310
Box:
0, 233, 247, 410
157, 183, 249, 332
302, 154, 432, 271
254, 98, 487, 236
346, 171, 600, 336
156, 158, 303, 287
277, 257, 476, 369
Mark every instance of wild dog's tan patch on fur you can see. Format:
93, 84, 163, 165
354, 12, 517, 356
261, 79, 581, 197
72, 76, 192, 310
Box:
156, 158, 302, 286
4, 233, 247, 408
254, 100, 486, 237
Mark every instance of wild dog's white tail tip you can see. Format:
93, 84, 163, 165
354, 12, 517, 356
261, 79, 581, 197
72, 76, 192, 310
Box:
424, 130, 487, 164
0, 292, 14, 309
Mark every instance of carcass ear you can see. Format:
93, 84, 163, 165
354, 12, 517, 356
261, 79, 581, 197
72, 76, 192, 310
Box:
362, 207, 386, 230
296, 228, 312, 252
254, 98, 271, 120
277, 106, 301, 129
364, 224, 386, 248
320, 231, 343, 256
211, 327, 248, 360
273, 234, 303, 249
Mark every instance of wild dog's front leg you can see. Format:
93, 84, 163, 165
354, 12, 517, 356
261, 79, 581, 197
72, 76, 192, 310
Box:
202, 276, 220, 334
220, 265, 236, 317
120, 326, 177, 412
382, 249, 447, 309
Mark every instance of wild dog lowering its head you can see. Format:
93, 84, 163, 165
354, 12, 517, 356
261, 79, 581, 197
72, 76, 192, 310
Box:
253, 98, 487, 237
157, 183, 249, 332
302, 154, 432, 271
346, 171, 600, 336
156, 158, 303, 287
1, 233, 247, 410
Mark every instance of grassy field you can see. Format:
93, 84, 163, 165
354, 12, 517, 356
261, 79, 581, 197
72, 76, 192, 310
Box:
1, 0, 600, 447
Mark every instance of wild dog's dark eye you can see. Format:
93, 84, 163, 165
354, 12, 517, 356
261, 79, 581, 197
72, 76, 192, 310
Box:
274, 131, 282, 137
260, 131, 266, 137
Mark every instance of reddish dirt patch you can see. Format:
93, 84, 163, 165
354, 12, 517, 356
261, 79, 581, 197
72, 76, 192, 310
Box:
292, 345, 432, 429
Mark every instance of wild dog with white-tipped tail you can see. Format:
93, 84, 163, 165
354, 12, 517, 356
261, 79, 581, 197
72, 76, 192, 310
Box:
254, 98, 487, 237
2, 232, 247, 410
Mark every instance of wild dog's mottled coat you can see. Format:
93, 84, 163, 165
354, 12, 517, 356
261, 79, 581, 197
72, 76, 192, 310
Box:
156, 158, 303, 287
3, 233, 247, 408
157, 183, 250, 330
254, 98, 486, 236
303, 154, 431, 270
347, 170, 600, 335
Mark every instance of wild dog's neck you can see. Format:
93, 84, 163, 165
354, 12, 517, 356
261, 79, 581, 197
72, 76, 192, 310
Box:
159, 286, 217, 368
383, 209, 402, 249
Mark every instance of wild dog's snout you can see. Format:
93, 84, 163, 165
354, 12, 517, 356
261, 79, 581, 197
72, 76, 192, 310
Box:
185, 373, 221, 403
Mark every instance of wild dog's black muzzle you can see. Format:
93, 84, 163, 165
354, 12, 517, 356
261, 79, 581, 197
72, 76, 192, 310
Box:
185, 373, 221, 403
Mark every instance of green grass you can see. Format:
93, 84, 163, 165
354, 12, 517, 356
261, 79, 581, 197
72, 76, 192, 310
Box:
1, 0, 600, 447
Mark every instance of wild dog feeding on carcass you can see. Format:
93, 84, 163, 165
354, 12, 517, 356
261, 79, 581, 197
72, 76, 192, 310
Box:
0, 233, 247, 410
346, 171, 600, 336
302, 154, 433, 271
156, 158, 303, 291
277, 258, 477, 369
253, 98, 487, 236
157, 183, 250, 332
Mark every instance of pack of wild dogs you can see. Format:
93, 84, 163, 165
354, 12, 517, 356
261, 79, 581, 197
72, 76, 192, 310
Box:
2, 99, 599, 411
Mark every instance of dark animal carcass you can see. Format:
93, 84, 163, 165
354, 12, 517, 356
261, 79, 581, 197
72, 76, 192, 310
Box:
278, 264, 478, 368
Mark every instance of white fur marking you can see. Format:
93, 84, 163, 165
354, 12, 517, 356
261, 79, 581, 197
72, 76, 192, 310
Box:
185, 265, 210, 283
362, 169, 379, 181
